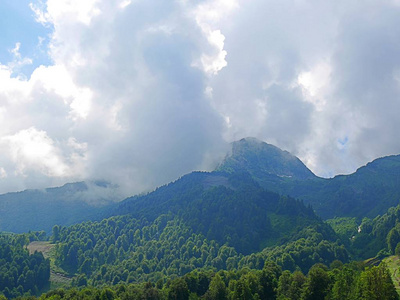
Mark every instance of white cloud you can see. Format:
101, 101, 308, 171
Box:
191, 0, 238, 76
0, 0, 399, 195
198, 29, 227, 75
207, 0, 400, 177
7, 43, 33, 78
119, 0, 132, 9
1, 127, 73, 177
0, 168, 7, 179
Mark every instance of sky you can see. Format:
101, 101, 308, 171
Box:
0, 0, 400, 197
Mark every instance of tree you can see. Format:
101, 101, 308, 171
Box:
277, 270, 292, 299
259, 261, 281, 299
167, 278, 189, 300
301, 264, 331, 300
207, 274, 227, 300
100, 288, 115, 300
387, 229, 400, 254
232, 278, 252, 300
331, 267, 355, 300
289, 271, 306, 300
357, 263, 398, 300
52, 225, 60, 242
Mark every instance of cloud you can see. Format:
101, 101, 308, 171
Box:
0, 0, 230, 195
0, 0, 399, 196
206, 0, 400, 177
300, 1, 400, 175
1, 127, 72, 177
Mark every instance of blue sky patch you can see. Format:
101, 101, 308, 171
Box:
0, 0, 52, 77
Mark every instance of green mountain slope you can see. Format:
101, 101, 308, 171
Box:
217, 138, 400, 219
276, 155, 400, 219
51, 212, 346, 287
113, 171, 328, 254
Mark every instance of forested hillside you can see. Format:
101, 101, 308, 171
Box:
0, 234, 50, 298
114, 171, 327, 254
328, 205, 400, 260
51, 212, 347, 288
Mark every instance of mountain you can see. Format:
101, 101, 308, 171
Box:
113, 171, 333, 255
43, 163, 347, 291
216, 138, 400, 220
217, 137, 316, 181
1, 136, 400, 232
51, 171, 344, 286
0, 181, 118, 233
287, 155, 400, 219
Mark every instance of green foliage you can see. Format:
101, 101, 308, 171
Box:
348, 205, 400, 259
53, 214, 240, 285
356, 263, 399, 300
388, 228, 400, 254
207, 274, 227, 300
115, 171, 321, 255
238, 225, 348, 273
52, 209, 346, 287
12, 260, 399, 300
0, 234, 50, 298
301, 264, 331, 300
326, 217, 358, 243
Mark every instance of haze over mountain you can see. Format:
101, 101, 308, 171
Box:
1, 137, 400, 233
0, 181, 119, 233
217, 137, 316, 180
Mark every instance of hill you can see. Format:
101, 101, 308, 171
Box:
0, 182, 118, 233
113, 171, 328, 254
271, 155, 400, 219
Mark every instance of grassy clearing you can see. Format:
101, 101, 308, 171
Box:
27, 241, 54, 258
28, 241, 73, 289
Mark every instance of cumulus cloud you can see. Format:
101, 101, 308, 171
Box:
0, 0, 399, 196
207, 0, 400, 176
0, 0, 230, 195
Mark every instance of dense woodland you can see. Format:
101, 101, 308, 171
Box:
51, 213, 347, 286
0, 235, 50, 298
8, 260, 400, 300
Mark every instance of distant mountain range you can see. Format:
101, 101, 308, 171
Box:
0, 181, 117, 233
0, 137, 399, 233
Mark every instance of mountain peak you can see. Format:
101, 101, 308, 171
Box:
217, 137, 316, 180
